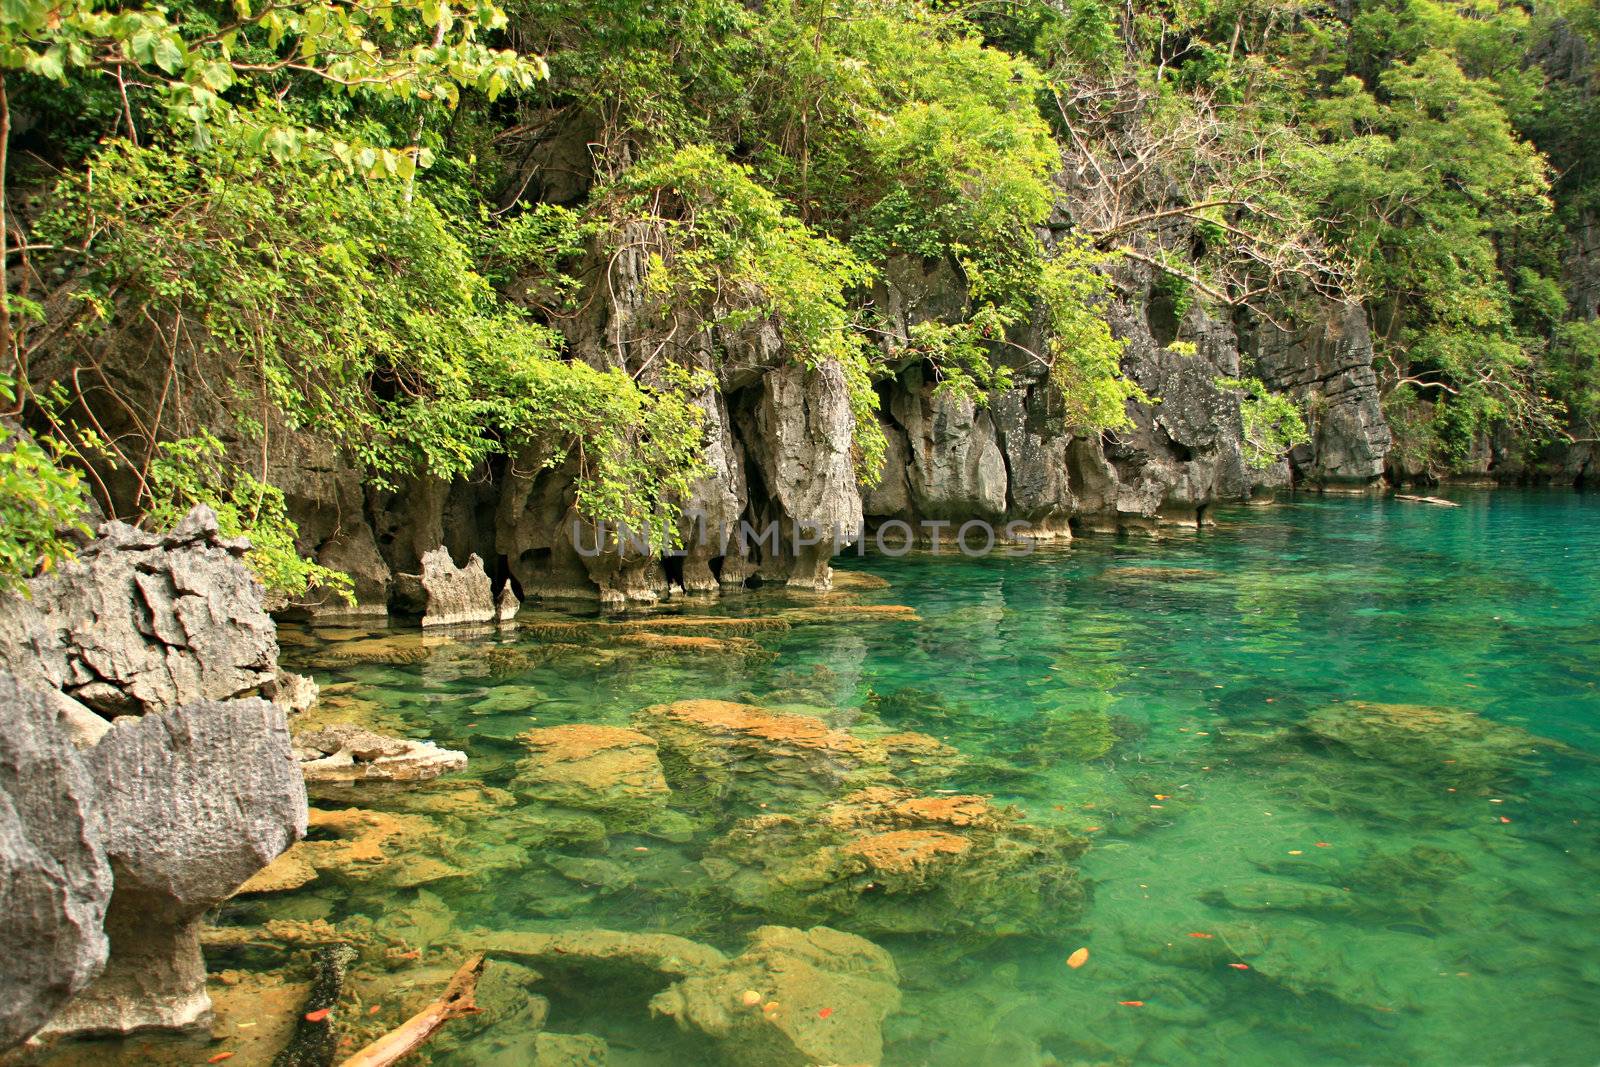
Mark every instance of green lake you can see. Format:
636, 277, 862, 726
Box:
222, 489, 1600, 1066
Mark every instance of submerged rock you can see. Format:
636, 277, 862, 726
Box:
477, 928, 729, 977
1101, 565, 1220, 582
704, 787, 1086, 936
477, 923, 900, 1067
777, 603, 921, 624
636, 699, 891, 807
520, 615, 791, 642
515, 724, 671, 823
44, 697, 307, 1037
0, 675, 112, 1051
296, 806, 462, 887
1304, 701, 1545, 781
652, 925, 901, 1067
294, 722, 468, 784
614, 632, 773, 659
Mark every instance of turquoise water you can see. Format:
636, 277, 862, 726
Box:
233, 490, 1600, 1066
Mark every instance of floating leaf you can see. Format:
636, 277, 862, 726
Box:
1067, 947, 1089, 969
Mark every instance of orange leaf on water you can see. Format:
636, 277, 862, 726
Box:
1067, 947, 1090, 969
304, 1008, 333, 1023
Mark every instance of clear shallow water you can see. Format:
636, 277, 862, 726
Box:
239, 491, 1600, 1065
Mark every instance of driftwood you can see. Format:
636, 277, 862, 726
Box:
336, 954, 486, 1067
1393, 493, 1460, 507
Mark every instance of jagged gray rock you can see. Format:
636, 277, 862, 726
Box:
401, 547, 497, 626
1249, 303, 1391, 486
0, 505, 278, 719
740, 358, 864, 588
294, 722, 467, 783
0, 674, 113, 1051
42, 697, 307, 1036
890, 371, 1009, 522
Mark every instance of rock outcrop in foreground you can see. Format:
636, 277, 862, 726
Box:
0, 676, 112, 1049
0, 508, 308, 1050
42, 698, 306, 1036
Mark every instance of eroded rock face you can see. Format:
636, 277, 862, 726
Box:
43, 697, 307, 1036
1248, 303, 1391, 486
0, 675, 112, 1050
703, 787, 1086, 936
739, 358, 864, 589
651, 925, 902, 1067
294, 723, 468, 784
889, 371, 1009, 521
515, 724, 671, 821
0, 506, 277, 718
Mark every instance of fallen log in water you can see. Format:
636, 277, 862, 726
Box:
336, 954, 485, 1067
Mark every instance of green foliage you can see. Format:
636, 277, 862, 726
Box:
1040, 242, 1144, 433
1219, 377, 1310, 470
3, 0, 545, 173
0, 380, 92, 593
593, 144, 887, 482
45, 136, 708, 533
145, 432, 353, 602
